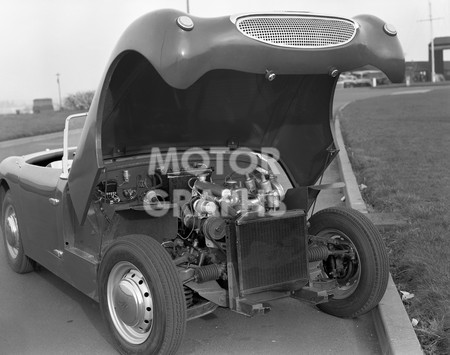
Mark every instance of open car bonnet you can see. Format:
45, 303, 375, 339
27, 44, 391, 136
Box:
68, 9, 404, 223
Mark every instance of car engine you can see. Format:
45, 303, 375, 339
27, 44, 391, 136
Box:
95, 160, 309, 314
150, 166, 287, 281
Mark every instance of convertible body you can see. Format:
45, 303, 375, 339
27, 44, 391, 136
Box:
1, 9, 404, 354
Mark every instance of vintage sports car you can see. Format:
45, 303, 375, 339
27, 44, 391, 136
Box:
0, 9, 404, 355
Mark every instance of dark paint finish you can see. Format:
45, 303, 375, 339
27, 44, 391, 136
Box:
0, 9, 404, 305
16, 164, 62, 270
69, 9, 405, 223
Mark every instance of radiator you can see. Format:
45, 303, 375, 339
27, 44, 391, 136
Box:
234, 210, 308, 295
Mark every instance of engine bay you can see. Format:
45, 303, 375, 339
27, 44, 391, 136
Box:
93, 155, 312, 315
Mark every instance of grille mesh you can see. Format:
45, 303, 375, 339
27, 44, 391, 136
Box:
236, 16, 356, 48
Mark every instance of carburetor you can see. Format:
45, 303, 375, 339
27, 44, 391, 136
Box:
181, 169, 286, 242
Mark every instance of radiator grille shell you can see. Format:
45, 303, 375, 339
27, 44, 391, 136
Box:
234, 210, 308, 295
235, 15, 357, 48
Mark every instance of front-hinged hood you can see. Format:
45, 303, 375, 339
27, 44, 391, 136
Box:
68, 9, 405, 224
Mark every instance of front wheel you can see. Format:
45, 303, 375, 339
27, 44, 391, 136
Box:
98, 235, 186, 355
308, 207, 388, 318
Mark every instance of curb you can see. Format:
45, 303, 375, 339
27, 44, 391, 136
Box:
332, 111, 423, 355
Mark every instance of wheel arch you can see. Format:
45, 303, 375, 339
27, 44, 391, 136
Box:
99, 232, 161, 262
99, 210, 178, 257
0, 179, 10, 227
1, 181, 34, 273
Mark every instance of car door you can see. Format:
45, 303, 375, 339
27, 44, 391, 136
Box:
17, 161, 65, 271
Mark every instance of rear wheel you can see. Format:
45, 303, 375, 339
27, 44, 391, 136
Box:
308, 207, 388, 318
2, 190, 34, 273
99, 235, 186, 355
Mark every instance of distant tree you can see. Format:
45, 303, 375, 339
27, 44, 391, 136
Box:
64, 91, 95, 110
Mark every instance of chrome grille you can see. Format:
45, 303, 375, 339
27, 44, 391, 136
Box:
236, 15, 357, 48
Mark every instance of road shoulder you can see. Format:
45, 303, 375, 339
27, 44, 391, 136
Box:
333, 112, 423, 355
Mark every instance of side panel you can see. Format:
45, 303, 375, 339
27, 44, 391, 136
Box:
0, 157, 22, 225
17, 164, 63, 270
1, 155, 100, 300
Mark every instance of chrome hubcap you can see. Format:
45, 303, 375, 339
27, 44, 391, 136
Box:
4, 205, 20, 259
107, 261, 153, 344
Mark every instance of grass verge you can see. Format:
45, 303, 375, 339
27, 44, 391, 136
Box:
0, 110, 85, 142
340, 87, 450, 354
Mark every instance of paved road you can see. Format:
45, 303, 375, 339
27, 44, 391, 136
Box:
1, 85, 436, 354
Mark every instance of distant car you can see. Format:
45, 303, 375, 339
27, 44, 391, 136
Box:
435, 74, 446, 82
352, 70, 391, 87
0, 10, 405, 355
364, 70, 391, 85
337, 73, 357, 88
351, 71, 373, 87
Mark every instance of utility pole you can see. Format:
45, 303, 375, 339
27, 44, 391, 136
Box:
56, 73, 62, 110
428, 1, 436, 82
419, 1, 443, 82
186, 0, 190, 14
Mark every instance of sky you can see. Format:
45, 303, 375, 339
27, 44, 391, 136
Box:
0, 0, 449, 105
